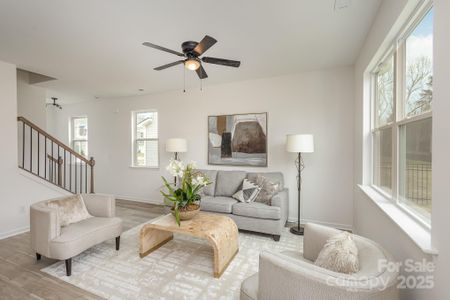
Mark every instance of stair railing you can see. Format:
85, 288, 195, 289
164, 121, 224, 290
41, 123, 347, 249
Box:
17, 116, 95, 194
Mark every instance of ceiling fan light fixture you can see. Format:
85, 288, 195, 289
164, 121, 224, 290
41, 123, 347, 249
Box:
185, 59, 200, 71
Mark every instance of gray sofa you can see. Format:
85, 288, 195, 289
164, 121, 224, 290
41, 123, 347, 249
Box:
199, 170, 288, 241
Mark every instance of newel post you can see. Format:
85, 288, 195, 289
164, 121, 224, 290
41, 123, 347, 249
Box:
89, 157, 95, 193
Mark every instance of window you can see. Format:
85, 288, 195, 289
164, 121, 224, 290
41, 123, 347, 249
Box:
132, 110, 158, 167
371, 6, 433, 223
70, 117, 88, 157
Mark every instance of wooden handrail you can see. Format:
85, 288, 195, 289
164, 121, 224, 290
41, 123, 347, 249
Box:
17, 116, 92, 166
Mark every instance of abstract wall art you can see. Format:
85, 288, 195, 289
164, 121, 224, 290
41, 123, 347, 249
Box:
208, 113, 267, 167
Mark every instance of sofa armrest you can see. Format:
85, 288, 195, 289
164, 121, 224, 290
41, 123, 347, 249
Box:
271, 188, 288, 224
30, 202, 60, 257
81, 193, 116, 217
258, 250, 397, 300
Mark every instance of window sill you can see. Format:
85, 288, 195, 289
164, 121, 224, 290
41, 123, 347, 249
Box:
358, 185, 438, 256
129, 165, 159, 170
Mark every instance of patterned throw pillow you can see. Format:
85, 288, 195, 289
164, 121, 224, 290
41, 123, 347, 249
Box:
232, 179, 261, 203
314, 231, 360, 274
47, 195, 92, 227
254, 175, 282, 205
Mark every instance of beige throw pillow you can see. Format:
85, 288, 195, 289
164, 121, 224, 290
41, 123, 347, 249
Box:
314, 231, 359, 274
254, 175, 281, 205
47, 195, 92, 227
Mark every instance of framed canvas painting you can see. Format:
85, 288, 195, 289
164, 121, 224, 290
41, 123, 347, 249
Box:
208, 112, 267, 167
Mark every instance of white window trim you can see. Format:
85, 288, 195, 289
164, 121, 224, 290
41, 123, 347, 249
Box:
69, 116, 88, 158
130, 109, 159, 169
362, 0, 434, 252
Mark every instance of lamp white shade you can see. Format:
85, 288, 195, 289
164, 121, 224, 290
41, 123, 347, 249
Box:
286, 134, 314, 153
165, 138, 187, 153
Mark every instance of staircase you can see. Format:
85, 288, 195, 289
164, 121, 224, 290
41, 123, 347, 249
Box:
17, 116, 95, 194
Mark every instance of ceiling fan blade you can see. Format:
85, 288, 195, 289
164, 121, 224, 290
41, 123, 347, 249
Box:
202, 57, 240, 68
154, 60, 185, 71
193, 35, 217, 55
196, 65, 208, 79
142, 42, 184, 57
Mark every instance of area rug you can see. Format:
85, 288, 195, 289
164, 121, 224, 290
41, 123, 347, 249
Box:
42, 218, 303, 300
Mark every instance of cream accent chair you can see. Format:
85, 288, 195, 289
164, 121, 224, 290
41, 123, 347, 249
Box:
240, 223, 399, 300
31, 194, 123, 276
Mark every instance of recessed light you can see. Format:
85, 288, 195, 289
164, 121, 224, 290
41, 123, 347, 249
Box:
139, 88, 144, 92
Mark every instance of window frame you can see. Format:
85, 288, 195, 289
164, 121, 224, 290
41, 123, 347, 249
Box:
131, 109, 159, 168
370, 2, 433, 228
70, 116, 88, 157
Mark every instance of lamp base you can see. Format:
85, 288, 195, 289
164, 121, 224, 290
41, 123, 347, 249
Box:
289, 225, 304, 235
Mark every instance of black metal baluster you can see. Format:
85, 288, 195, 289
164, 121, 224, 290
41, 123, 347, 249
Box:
37, 132, 40, 176
44, 136, 47, 180
51, 141, 54, 182
30, 126, 33, 173
80, 161, 82, 193
22, 122, 25, 168
70, 154, 72, 192
64, 149, 66, 189
75, 159, 77, 194
85, 162, 88, 193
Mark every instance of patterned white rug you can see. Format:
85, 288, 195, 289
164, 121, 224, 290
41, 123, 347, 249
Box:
42, 219, 303, 300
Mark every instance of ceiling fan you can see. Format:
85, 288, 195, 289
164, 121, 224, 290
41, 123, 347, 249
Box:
46, 97, 62, 110
142, 35, 240, 79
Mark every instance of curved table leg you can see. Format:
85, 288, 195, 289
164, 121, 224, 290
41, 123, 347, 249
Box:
139, 224, 173, 258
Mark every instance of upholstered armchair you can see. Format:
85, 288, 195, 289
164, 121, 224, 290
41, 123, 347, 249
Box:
240, 223, 399, 300
30, 194, 123, 276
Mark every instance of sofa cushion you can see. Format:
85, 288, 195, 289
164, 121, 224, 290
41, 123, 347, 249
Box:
200, 196, 237, 213
247, 172, 284, 188
47, 195, 92, 227
254, 175, 282, 205
198, 169, 218, 196
215, 171, 247, 196
49, 216, 122, 260
232, 202, 281, 220
232, 179, 261, 203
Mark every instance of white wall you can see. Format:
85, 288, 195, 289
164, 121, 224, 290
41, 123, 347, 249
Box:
48, 67, 355, 228
354, 0, 450, 299
430, 0, 450, 298
17, 69, 47, 129
0, 61, 67, 239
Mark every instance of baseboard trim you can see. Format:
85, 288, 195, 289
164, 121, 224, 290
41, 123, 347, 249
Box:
287, 218, 353, 231
0, 226, 30, 240
115, 195, 164, 206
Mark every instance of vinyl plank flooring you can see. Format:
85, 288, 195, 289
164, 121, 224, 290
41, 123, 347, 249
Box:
0, 199, 164, 300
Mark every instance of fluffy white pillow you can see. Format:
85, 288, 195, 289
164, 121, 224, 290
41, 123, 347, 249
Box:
232, 179, 261, 203
314, 231, 359, 274
47, 195, 92, 227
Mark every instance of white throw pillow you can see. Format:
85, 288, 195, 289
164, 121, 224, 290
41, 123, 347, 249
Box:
47, 195, 92, 227
314, 231, 359, 274
232, 179, 261, 203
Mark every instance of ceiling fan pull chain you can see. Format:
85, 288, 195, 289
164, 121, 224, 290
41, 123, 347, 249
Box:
183, 67, 185, 93
200, 78, 203, 91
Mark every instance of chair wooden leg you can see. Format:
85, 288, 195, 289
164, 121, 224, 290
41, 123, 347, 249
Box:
36, 253, 41, 260
272, 235, 281, 242
65, 258, 72, 276
116, 236, 120, 251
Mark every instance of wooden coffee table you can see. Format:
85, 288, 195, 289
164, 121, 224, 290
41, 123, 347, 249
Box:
139, 212, 239, 278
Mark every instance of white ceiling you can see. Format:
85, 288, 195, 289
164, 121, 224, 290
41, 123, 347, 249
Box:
0, 0, 381, 101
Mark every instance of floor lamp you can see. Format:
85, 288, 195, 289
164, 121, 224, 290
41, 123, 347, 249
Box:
165, 138, 187, 186
286, 134, 314, 235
